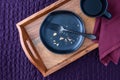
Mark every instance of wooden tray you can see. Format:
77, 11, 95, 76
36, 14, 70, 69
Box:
16, 0, 98, 77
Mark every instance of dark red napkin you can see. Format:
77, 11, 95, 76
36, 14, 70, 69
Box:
94, 0, 120, 65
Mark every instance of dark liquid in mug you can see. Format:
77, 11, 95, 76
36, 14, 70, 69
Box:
83, 0, 103, 16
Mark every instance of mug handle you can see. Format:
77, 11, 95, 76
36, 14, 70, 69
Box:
103, 11, 112, 19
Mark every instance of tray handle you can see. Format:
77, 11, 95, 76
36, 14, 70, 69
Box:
26, 39, 39, 60
17, 26, 47, 75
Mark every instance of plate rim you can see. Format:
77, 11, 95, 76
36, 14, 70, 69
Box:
40, 10, 85, 54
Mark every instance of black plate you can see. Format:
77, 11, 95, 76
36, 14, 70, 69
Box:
40, 10, 85, 54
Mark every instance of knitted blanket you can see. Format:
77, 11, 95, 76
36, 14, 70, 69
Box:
0, 0, 120, 80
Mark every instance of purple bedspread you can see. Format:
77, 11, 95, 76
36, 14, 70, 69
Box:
0, 0, 120, 80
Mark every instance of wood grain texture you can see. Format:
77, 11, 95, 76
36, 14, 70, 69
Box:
17, 0, 98, 77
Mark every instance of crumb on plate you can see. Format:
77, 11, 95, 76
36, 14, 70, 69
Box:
53, 32, 57, 36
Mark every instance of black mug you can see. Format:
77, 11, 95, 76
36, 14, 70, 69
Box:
80, 0, 112, 19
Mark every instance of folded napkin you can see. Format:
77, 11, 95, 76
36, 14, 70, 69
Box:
94, 0, 120, 65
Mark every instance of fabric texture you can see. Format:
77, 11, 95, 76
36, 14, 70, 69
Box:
0, 0, 120, 80
94, 0, 120, 65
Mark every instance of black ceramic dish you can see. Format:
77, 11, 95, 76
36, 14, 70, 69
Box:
80, 0, 112, 19
40, 10, 85, 54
